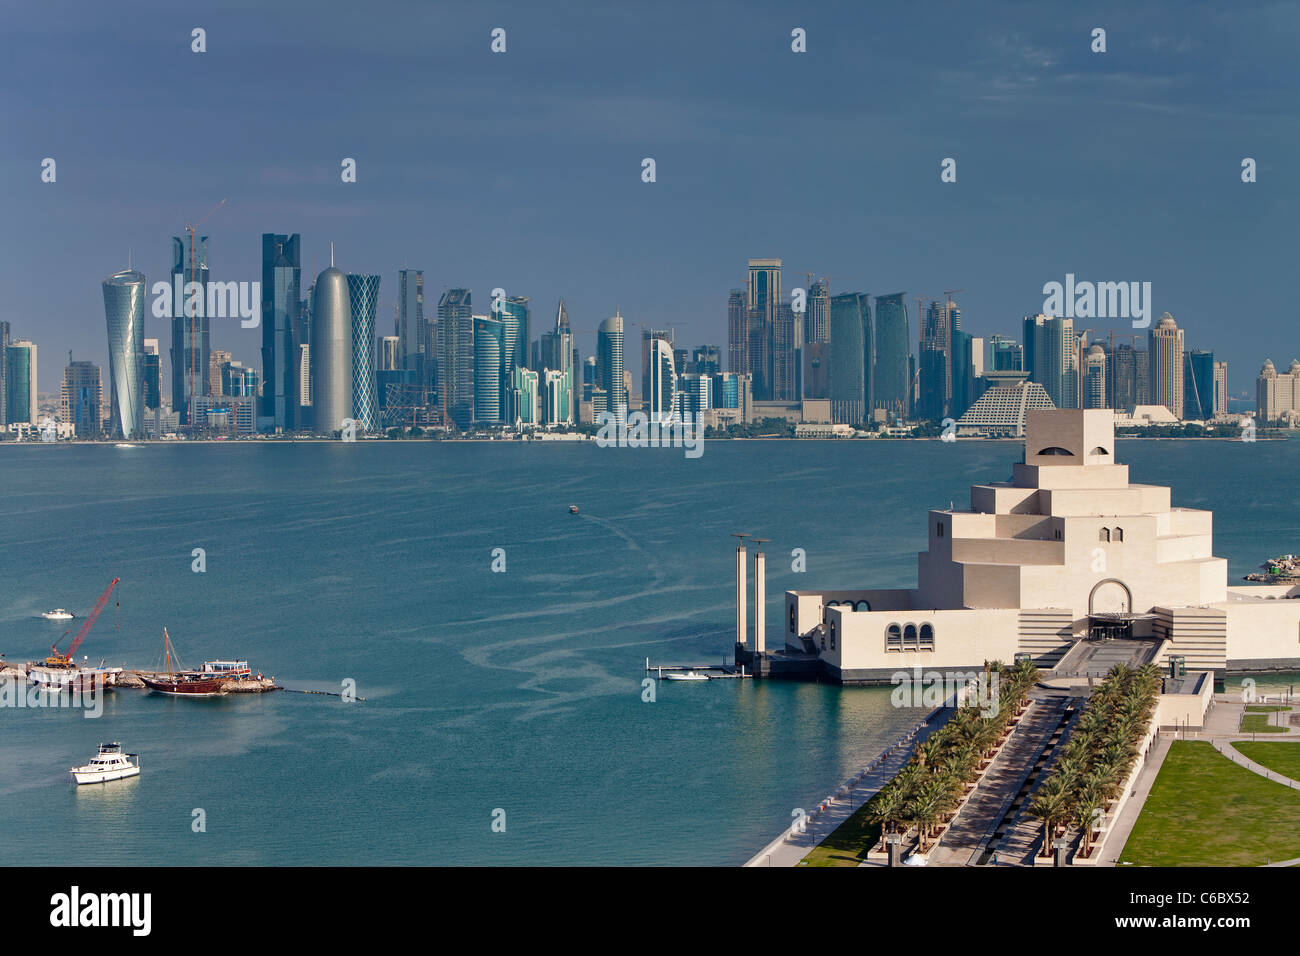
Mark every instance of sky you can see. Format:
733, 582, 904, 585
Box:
3, 0, 1296, 399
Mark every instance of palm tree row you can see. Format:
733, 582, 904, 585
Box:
1028, 662, 1161, 858
868, 659, 1040, 852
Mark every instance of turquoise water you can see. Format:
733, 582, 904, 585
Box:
0, 438, 1297, 864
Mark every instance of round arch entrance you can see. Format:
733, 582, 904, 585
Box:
1088, 578, 1134, 640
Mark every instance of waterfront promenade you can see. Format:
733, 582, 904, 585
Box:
745, 708, 951, 867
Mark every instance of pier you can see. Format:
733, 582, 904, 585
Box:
643, 658, 752, 679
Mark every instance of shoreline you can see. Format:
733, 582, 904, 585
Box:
0, 434, 1288, 447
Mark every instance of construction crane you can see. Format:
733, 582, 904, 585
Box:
45, 578, 120, 668
183, 199, 228, 432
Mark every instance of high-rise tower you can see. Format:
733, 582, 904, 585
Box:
347, 273, 381, 432
310, 259, 354, 434
261, 234, 302, 431
473, 314, 504, 423
103, 268, 147, 439
598, 312, 626, 415
1148, 312, 1185, 419
747, 259, 781, 400
398, 268, 425, 384
438, 288, 474, 428
171, 236, 210, 426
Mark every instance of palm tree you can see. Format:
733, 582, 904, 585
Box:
917, 736, 946, 772
866, 783, 908, 846
1029, 779, 1069, 857
1073, 790, 1104, 857
909, 779, 949, 850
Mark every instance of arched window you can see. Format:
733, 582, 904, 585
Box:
903, 623, 919, 650
1036, 446, 1075, 456
789, 604, 797, 633
886, 624, 902, 652
1099, 527, 1110, 542
919, 623, 935, 650
1114, 527, 1124, 542
937, 523, 945, 538
1090, 446, 1110, 456
854, 599, 871, 612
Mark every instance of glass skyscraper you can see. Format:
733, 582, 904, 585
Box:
61, 361, 102, 438
1184, 349, 1215, 420
261, 234, 302, 431
828, 292, 870, 425
171, 236, 210, 426
727, 288, 747, 375
438, 289, 474, 428
473, 315, 504, 423
103, 268, 147, 439
872, 293, 910, 421
647, 336, 676, 422
1024, 313, 1077, 410
5, 339, 36, 425
347, 273, 381, 432
398, 269, 425, 385
747, 258, 782, 401
598, 312, 626, 416
0, 321, 7, 425
142, 338, 160, 411
538, 300, 574, 424
497, 295, 529, 419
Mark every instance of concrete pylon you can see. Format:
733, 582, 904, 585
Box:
752, 538, 769, 655
736, 544, 748, 646
731, 533, 750, 648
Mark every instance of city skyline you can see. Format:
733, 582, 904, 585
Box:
5, 2, 1294, 394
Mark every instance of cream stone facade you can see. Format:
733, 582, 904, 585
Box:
783, 409, 1300, 682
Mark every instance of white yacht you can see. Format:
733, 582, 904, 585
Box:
41, 609, 74, 621
664, 670, 710, 682
70, 743, 140, 785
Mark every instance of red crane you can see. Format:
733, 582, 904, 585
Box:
46, 578, 120, 668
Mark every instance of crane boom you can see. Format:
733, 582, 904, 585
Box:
48, 578, 119, 666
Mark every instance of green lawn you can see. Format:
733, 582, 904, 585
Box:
1240, 713, 1289, 733
1233, 741, 1300, 782
1246, 705, 1289, 713
1120, 740, 1300, 866
799, 801, 882, 867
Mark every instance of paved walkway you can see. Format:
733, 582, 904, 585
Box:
1211, 738, 1300, 789
927, 699, 1066, 867
745, 712, 948, 867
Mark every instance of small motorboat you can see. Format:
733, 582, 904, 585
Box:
41, 609, 75, 621
114, 443, 139, 449
70, 743, 140, 785
569, 505, 579, 515
664, 670, 710, 682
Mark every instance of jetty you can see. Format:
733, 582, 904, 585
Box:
643, 658, 752, 679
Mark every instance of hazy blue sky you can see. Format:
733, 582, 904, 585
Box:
4, 0, 1296, 397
